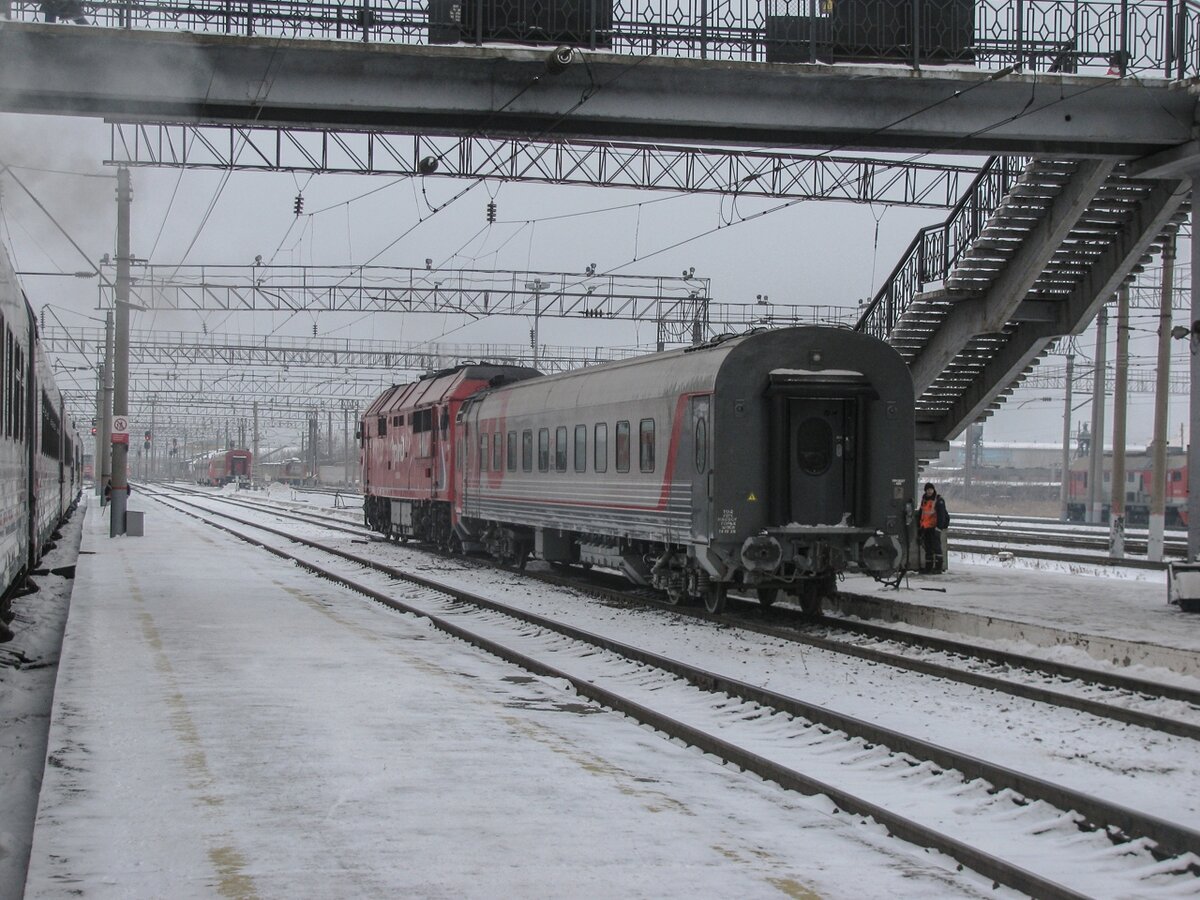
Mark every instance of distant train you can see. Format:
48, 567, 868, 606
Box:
191, 449, 253, 487
0, 239, 84, 635
1066, 449, 1188, 526
361, 327, 916, 614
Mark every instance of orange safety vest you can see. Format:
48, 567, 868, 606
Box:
920, 497, 938, 529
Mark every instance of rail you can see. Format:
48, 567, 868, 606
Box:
7, 0, 1200, 78
855, 154, 1027, 340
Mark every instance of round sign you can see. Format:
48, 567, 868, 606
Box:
112, 416, 128, 433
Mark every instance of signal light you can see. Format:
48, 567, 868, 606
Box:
293, 194, 304, 216
486, 201, 496, 223
144, 430, 152, 441
90, 426, 97, 436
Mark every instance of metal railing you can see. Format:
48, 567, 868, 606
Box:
8, 0, 1200, 78
854, 155, 1027, 340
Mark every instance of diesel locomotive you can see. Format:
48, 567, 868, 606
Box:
362, 326, 916, 614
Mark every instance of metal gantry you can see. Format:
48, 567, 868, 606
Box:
41, 327, 645, 373
107, 124, 980, 209
99, 263, 855, 329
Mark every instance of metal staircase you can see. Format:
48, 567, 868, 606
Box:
856, 157, 1191, 453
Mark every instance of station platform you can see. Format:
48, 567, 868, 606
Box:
22, 496, 1200, 896
23, 498, 952, 899
839, 551, 1200, 682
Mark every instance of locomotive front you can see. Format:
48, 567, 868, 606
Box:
702, 327, 915, 611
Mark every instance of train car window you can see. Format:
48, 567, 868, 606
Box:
4, 328, 11, 438
594, 423, 607, 473
522, 430, 533, 472
555, 426, 568, 472
492, 432, 502, 471
695, 417, 707, 473
508, 431, 517, 472
479, 433, 488, 471
0, 315, 4, 437
616, 421, 630, 473
538, 428, 550, 472
398, 414, 405, 426
574, 425, 587, 472
639, 419, 655, 473
797, 417, 834, 475
377, 416, 388, 437
441, 407, 450, 435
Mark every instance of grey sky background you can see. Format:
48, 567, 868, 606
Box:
1, 111, 1193, 451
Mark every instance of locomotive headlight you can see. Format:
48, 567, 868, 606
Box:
741, 534, 783, 573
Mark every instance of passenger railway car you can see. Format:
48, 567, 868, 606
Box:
363, 327, 916, 614
0, 238, 84, 633
1066, 450, 1188, 526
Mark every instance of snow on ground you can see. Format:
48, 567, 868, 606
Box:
21, 499, 1016, 899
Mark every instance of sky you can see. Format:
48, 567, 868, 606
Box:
0, 108, 1195, 452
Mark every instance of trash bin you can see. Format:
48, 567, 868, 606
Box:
126, 510, 144, 537
1168, 562, 1200, 612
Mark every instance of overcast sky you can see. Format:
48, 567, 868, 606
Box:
0, 111, 1194, 451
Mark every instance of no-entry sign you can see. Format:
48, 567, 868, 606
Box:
112, 415, 129, 445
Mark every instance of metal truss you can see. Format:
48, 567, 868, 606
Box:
42, 327, 641, 374
1022, 364, 1190, 395
107, 124, 978, 210
101, 263, 853, 330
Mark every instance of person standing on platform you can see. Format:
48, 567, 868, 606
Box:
918, 482, 950, 573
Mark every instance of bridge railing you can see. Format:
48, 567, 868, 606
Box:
854, 154, 1028, 341
9, 0, 1200, 78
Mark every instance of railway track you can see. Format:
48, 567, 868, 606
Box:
164, 485, 1200, 741
143, 485, 1200, 897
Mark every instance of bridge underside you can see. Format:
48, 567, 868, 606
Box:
0, 24, 1194, 159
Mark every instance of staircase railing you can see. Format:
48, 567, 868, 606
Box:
855, 155, 1029, 341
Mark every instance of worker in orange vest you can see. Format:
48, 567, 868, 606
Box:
918, 483, 950, 573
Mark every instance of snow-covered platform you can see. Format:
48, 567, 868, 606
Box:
25, 499, 976, 898
839, 553, 1200, 681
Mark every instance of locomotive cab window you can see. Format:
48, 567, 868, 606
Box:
538, 428, 550, 472
522, 430, 534, 472
508, 431, 517, 472
639, 419, 655, 473
574, 424, 586, 472
555, 426, 568, 472
616, 421, 630, 473
594, 423, 607, 473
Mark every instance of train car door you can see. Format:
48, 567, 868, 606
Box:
687, 395, 711, 540
788, 397, 856, 526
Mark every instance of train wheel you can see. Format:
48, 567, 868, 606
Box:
704, 583, 728, 615
756, 587, 778, 608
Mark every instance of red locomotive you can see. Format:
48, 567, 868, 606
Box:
1066, 448, 1188, 526
200, 449, 253, 487
361, 365, 540, 547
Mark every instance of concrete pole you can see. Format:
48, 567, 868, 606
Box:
1110, 285, 1130, 558
252, 401, 259, 488
149, 395, 156, 482
1191, 209, 1200, 561
1086, 306, 1108, 524
100, 311, 113, 499
1059, 352, 1074, 521
1150, 231, 1176, 561
343, 406, 350, 486
109, 168, 131, 537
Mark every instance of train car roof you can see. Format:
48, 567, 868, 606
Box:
364, 363, 541, 416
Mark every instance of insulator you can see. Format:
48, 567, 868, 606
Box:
293, 194, 304, 216
486, 201, 496, 224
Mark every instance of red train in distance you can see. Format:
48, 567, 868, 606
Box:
1066, 448, 1188, 526
202, 449, 253, 487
